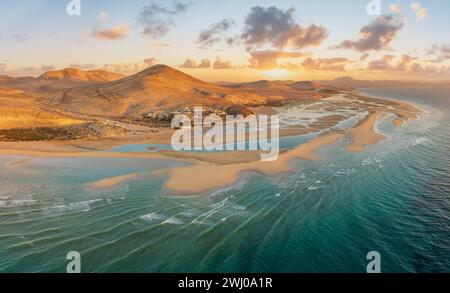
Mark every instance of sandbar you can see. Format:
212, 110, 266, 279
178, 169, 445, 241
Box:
346, 111, 386, 153
164, 132, 344, 194
86, 173, 142, 189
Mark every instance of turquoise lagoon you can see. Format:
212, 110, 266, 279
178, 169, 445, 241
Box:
0, 87, 449, 272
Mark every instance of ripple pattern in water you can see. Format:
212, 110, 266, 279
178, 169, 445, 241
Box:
0, 88, 449, 272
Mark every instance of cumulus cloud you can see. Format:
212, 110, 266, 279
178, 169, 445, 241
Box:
144, 58, 158, 66
213, 56, 233, 69
388, 4, 402, 14
0, 63, 55, 76
66, 59, 158, 75
427, 44, 450, 63
409, 63, 450, 76
337, 15, 404, 52
410, 2, 428, 21
41, 65, 56, 72
368, 54, 395, 70
367, 58, 450, 79
69, 63, 98, 70
368, 54, 417, 71
248, 50, 304, 69
137, 1, 192, 38
101, 58, 158, 75
395, 54, 418, 70
301, 57, 349, 72
360, 53, 370, 61
197, 19, 235, 47
241, 6, 328, 49
91, 23, 130, 41
179, 58, 211, 69
89, 12, 130, 41
410, 62, 450, 79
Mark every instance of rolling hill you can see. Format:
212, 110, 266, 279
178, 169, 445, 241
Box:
0, 75, 36, 88
34, 68, 125, 89
0, 68, 125, 91
56, 65, 275, 118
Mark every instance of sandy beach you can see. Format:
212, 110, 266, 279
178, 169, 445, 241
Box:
346, 111, 386, 153
163, 132, 344, 194
0, 93, 423, 195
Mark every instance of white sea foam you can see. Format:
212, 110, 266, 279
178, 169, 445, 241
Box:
66, 199, 102, 211
0, 199, 37, 207
162, 217, 184, 225
139, 212, 162, 221
44, 199, 103, 214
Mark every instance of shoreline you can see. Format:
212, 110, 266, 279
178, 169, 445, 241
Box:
346, 111, 386, 153
163, 131, 344, 195
1, 93, 424, 195
86, 173, 143, 189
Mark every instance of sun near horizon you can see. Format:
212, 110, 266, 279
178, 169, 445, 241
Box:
1, 0, 449, 83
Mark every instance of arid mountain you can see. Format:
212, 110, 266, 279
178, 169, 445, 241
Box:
0, 64, 336, 130
34, 68, 125, 90
227, 80, 326, 100
290, 81, 325, 90
56, 65, 275, 118
37, 68, 124, 83
232, 80, 293, 90
0, 75, 36, 88
0, 68, 125, 91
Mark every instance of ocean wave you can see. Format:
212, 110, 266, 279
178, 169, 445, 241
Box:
139, 212, 163, 221
162, 217, 184, 225
0, 199, 37, 207
44, 199, 103, 213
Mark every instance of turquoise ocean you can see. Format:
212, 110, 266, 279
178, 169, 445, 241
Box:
0, 87, 449, 272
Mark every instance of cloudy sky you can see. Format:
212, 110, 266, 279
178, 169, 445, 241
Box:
0, 0, 449, 81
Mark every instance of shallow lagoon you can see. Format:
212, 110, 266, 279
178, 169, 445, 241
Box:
1, 89, 449, 272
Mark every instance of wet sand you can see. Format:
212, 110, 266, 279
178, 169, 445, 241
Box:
164, 132, 344, 194
0, 94, 423, 195
86, 173, 142, 189
81, 111, 394, 195
6, 158, 32, 167
346, 111, 386, 153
